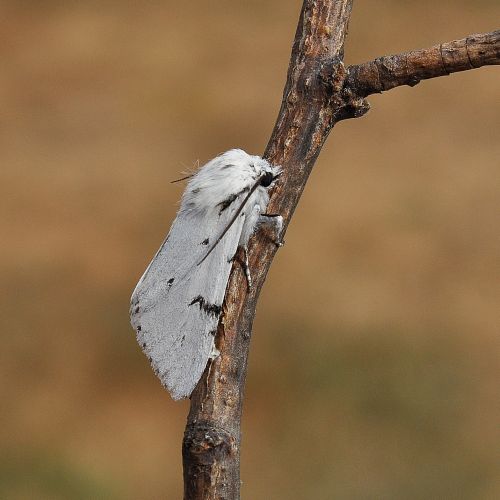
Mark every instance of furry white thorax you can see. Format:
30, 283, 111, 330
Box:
181, 149, 280, 246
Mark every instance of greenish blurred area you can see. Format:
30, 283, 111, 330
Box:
1, 1, 499, 498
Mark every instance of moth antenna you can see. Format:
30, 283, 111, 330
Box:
198, 177, 263, 266
171, 174, 194, 184
171, 159, 200, 183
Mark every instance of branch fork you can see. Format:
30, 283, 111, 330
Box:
181, 1, 499, 495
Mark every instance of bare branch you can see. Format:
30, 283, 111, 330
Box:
182, 1, 355, 498
181, 6, 497, 499
346, 30, 500, 97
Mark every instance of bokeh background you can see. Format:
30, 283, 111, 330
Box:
1, 1, 499, 498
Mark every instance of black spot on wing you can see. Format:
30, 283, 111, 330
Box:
189, 295, 222, 318
217, 186, 251, 215
201, 238, 209, 246
218, 194, 237, 214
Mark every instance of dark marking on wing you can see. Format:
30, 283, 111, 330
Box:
198, 182, 259, 267
189, 295, 222, 318
201, 238, 209, 245
192, 187, 201, 194
137, 325, 142, 331
218, 193, 238, 214
209, 330, 217, 337
217, 186, 251, 215
134, 306, 140, 314
167, 277, 175, 288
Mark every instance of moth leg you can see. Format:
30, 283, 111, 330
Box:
228, 247, 252, 291
259, 214, 285, 247
242, 246, 252, 290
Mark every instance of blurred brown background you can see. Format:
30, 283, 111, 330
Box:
1, 1, 499, 498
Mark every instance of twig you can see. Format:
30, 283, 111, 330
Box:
345, 30, 500, 97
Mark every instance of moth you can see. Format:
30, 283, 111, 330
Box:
130, 149, 283, 400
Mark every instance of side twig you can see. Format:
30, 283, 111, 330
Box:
345, 29, 500, 97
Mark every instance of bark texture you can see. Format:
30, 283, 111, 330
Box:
181, 4, 499, 498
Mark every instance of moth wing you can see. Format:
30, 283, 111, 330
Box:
130, 203, 246, 400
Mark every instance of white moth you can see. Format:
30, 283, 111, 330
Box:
130, 149, 283, 400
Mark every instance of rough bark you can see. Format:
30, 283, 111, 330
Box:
181, 4, 499, 499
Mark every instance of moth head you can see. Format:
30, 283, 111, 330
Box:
260, 169, 282, 188
255, 158, 281, 189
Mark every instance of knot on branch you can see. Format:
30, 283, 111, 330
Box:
183, 421, 237, 466
319, 58, 371, 122
335, 87, 371, 121
319, 57, 346, 93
